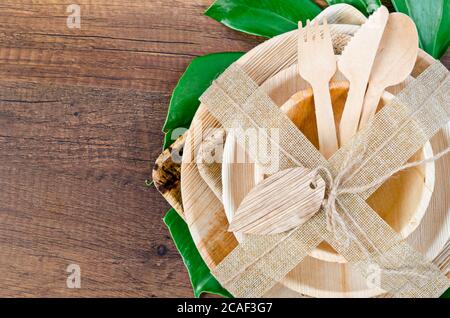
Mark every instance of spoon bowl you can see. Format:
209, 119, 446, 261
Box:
359, 12, 419, 128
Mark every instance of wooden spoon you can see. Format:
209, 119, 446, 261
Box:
358, 13, 419, 129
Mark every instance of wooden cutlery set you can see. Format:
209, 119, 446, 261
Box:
154, 4, 450, 297
228, 6, 420, 236
300, 6, 418, 157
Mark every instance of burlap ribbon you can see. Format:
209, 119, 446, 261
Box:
199, 59, 450, 298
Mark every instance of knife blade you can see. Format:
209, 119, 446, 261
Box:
338, 5, 389, 146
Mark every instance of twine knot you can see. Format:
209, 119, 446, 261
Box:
310, 141, 450, 249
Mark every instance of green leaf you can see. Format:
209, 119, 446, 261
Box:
164, 208, 233, 298
162, 52, 244, 149
205, 0, 322, 38
161, 0, 449, 299
391, 0, 450, 59
390, 0, 407, 12
161, 53, 243, 295
326, 0, 381, 16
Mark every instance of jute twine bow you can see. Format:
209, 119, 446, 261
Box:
312, 72, 450, 247
312, 137, 450, 249
207, 65, 450, 283
199, 53, 450, 297
307, 143, 449, 285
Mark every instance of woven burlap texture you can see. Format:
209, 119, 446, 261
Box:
199, 59, 450, 298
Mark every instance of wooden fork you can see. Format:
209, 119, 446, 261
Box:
298, 19, 339, 159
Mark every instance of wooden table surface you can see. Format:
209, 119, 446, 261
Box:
0, 0, 448, 297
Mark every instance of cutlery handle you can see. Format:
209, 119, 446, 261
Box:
339, 82, 367, 146
312, 82, 339, 159
359, 84, 384, 130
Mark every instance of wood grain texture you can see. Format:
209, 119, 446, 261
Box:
0, 0, 260, 298
0, 0, 448, 298
229, 167, 326, 235
197, 128, 225, 202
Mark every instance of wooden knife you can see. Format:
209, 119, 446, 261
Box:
338, 5, 389, 146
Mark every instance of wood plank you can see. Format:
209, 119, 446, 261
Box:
0, 0, 261, 297
0, 80, 191, 297
0, 0, 260, 91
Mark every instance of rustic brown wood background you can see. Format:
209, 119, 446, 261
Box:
0, 0, 448, 297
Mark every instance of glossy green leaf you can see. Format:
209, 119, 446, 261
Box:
205, 0, 322, 38
161, 53, 243, 296
391, 0, 450, 59
162, 52, 244, 149
160, 0, 450, 299
442, 287, 450, 298
390, 0, 407, 12
326, 0, 381, 16
164, 208, 233, 298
